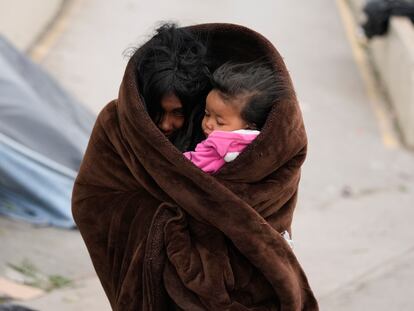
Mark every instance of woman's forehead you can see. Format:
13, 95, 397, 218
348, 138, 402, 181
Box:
160, 93, 182, 111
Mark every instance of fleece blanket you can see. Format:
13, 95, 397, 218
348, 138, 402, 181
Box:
72, 23, 318, 310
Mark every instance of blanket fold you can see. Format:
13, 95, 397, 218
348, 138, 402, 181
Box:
72, 23, 318, 310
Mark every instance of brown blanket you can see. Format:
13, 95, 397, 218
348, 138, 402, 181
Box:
72, 23, 318, 310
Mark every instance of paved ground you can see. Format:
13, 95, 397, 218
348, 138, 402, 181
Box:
1, 0, 414, 310
0, 0, 64, 51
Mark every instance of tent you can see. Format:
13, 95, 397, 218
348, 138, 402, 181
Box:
0, 36, 95, 228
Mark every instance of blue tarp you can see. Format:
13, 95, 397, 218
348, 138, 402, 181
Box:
0, 36, 95, 228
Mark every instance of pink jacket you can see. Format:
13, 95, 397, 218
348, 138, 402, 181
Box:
184, 129, 260, 173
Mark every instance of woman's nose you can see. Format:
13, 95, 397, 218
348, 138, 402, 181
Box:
159, 115, 173, 132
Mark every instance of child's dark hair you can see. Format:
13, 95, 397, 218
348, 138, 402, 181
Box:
211, 61, 288, 130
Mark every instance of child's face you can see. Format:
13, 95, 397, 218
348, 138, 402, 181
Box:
202, 90, 248, 137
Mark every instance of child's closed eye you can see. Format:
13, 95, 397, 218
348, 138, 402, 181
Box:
216, 118, 225, 126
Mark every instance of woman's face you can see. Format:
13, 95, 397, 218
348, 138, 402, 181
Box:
158, 94, 185, 137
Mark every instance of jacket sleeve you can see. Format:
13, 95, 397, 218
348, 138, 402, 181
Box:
183, 137, 228, 173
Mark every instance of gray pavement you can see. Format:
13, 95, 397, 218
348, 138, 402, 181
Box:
1, 0, 414, 310
0, 0, 64, 51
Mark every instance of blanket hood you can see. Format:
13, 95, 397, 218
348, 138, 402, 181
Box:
117, 23, 306, 183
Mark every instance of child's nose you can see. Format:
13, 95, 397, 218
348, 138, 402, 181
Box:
205, 119, 214, 130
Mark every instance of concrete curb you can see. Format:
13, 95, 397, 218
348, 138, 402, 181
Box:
337, 0, 402, 149
368, 17, 414, 148
346, 0, 414, 149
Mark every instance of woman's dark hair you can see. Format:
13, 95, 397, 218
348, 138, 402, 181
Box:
131, 23, 212, 151
211, 61, 289, 130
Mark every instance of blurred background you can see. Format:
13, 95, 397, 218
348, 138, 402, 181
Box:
0, 0, 413, 310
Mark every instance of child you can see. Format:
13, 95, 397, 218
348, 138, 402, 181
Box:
184, 61, 294, 249
184, 61, 283, 174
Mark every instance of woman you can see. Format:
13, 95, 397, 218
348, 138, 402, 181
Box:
73, 23, 318, 310
132, 23, 211, 151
